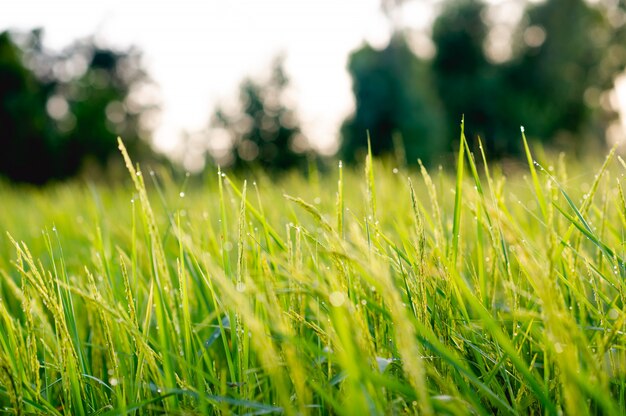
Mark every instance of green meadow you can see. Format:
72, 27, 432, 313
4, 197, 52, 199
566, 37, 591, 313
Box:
1, 132, 626, 415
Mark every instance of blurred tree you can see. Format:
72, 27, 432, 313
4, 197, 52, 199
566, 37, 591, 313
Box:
503, 0, 626, 151
431, 0, 511, 154
429, 0, 626, 156
209, 56, 308, 171
340, 34, 447, 164
0, 30, 159, 184
53, 39, 159, 177
0, 31, 57, 184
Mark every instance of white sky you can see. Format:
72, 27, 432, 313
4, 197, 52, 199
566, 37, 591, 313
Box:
1, 0, 437, 157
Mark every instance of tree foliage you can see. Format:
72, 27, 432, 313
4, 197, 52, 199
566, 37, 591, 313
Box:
431, 0, 506, 153
341, 0, 626, 163
0, 30, 158, 184
0, 31, 55, 184
341, 35, 447, 164
503, 0, 626, 147
209, 56, 308, 171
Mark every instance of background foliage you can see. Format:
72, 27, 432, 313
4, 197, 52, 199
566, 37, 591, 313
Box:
0, 30, 158, 184
340, 34, 447, 165
3, 0, 626, 183
210, 56, 309, 172
343, 0, 626, 161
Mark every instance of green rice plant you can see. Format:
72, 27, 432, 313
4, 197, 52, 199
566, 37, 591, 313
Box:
0, 128, 625, 415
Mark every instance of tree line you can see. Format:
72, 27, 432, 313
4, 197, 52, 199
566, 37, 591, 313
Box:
2, 0, 626, 184
0, 30, 159, 184
342, 0, 626, 165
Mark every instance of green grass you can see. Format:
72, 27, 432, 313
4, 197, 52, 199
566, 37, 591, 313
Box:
1, 132, 626, 415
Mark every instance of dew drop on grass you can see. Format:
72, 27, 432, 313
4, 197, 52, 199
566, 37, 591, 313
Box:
236, 282, 246, 293
393, 168, 398, 174
329, 291, 345, 307
376, 357, 393, 372
608, 308, 619, 320
179, 192, 185, 198
314, 197, 321, 204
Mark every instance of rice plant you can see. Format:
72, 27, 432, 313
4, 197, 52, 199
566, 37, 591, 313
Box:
0, 128, 625, 415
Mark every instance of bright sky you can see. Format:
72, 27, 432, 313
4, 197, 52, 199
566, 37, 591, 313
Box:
1, 0, 441, 159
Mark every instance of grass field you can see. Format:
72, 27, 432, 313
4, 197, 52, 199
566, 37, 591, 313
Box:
1, 131, 626, 415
